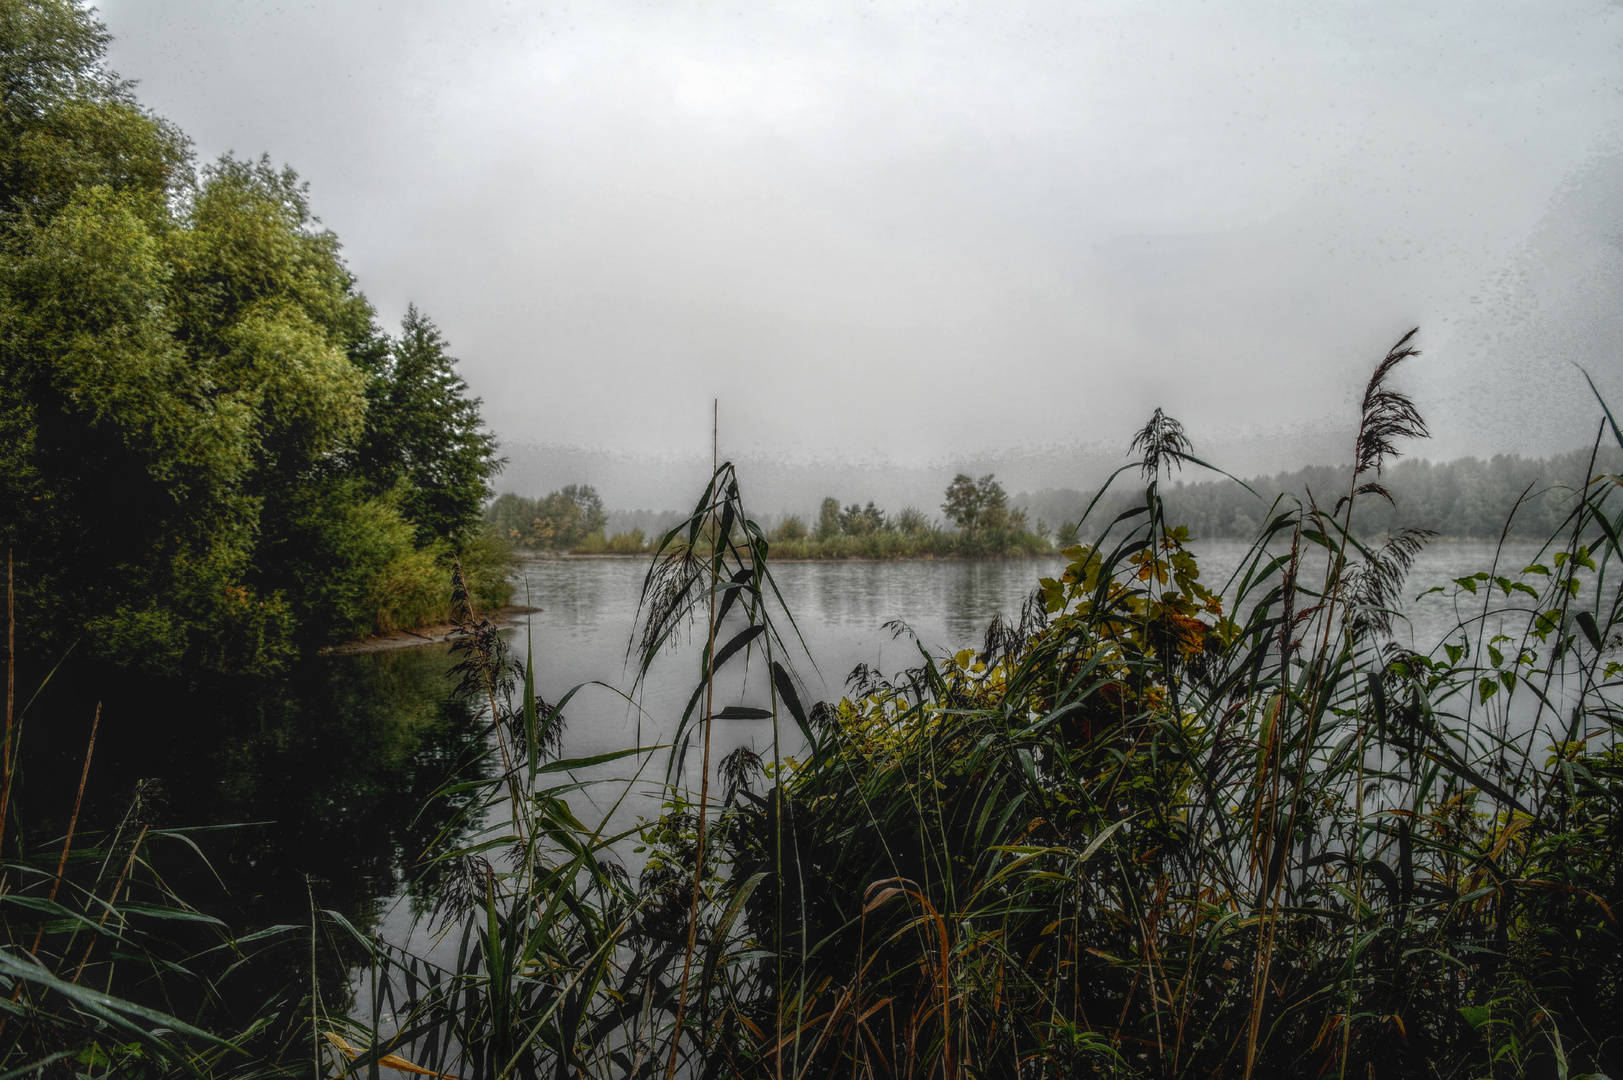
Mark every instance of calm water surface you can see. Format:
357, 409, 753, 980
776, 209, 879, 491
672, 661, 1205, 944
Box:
24, 543, 1554, 1017
500, 542, 1552, 857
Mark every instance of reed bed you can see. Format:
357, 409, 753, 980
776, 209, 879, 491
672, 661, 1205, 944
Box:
308, 333, 1618, 1080
3, 332, 1619, 1078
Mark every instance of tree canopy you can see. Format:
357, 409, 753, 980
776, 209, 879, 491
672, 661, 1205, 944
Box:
487, 486, 608, 549
942, 473, 1019, 534
0, 0, 504, 677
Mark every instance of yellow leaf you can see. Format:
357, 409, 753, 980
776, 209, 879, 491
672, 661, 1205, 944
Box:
324, 1032, 466, 1079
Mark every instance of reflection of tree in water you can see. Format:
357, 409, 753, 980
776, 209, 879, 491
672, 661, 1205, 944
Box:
944, 562, 1022, 644
16, 645, 489, 1037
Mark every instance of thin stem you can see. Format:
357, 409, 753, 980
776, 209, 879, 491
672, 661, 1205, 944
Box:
28, 704, 99, 959
308, 874, 322, 1080
665, 401, 721, 1080
70, 824, 148, 985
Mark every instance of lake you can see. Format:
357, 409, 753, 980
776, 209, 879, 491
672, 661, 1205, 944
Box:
18, 540, 1555, 1017
511, 540, 1558, 841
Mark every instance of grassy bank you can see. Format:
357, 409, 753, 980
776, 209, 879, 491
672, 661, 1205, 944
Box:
749, 526, 1052, 559
555, 526, 1055, 559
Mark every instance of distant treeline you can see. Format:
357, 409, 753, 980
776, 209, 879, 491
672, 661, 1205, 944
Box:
494, 451, 1620, 560
1017, 448, 1623, 542
492, 474, 1053, 558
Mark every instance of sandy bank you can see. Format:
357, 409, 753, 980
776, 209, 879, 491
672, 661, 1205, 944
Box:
317, 605, 542, 656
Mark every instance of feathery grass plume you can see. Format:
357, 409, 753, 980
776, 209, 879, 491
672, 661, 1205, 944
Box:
1337, 327, 1427, 515
428, 854, 495, 930
445, 559, 519, 706
1129, 406, 1193, 480
719, 745, 764, 807
635, 542, 707, 673
1342, 527, 1436, 639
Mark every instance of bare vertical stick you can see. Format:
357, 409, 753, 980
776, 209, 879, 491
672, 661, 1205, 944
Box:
70, 823, 147, 985
26, 704, 100, 964
665, 399, 722, 1080
48, 704, 98, 904
308, 874, 321, 1079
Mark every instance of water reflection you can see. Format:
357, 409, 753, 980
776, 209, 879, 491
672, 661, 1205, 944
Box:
13, 542, 1553, 1029
17, 647, 491, 1026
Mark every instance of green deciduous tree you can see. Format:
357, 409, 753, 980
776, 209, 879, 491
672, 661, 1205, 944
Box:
486, 486, 607, 549
0, 0, 504, 674
941, 472, 1008, 533
816, 496, 841, 540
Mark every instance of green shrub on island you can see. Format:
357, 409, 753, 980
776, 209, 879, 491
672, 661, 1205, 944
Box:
764, 524, 1050, 559
768, 473, 1049, 557
0, 1, 505, 674
573, 528, 649, 554
490, 474, 1050, 558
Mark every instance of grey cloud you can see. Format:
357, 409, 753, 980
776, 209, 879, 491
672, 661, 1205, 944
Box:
98, 0, 1623, 481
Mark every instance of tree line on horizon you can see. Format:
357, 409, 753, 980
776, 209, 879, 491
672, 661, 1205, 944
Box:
487, 473, 1050, 557
1018, 445, 1623, 544
489, 448, 1619, 559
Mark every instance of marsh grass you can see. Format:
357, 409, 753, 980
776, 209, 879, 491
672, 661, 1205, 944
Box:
4, 333, 1620, 1079
281, 332, 1623, 1079
0, 609, 310, 1077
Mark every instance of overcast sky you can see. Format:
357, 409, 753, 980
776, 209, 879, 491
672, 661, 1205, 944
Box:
96, 0, 1623, 469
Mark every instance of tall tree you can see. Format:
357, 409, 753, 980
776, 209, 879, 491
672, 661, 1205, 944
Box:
942, 473, 1008, 533
354, 306, 501, 543
816, 497, 842, 540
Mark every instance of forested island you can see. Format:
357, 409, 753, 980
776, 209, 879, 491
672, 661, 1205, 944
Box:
2, 4, 1621, 1080
487, 472, 1051, 558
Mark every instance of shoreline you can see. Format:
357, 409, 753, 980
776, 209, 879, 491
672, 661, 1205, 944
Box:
318, 604, 543, 656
